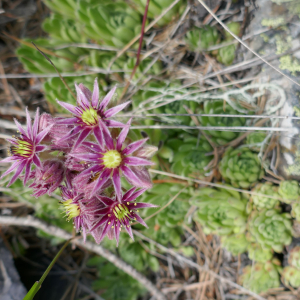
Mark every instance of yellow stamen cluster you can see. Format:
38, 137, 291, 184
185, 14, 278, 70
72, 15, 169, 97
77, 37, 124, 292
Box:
102, 150, 122, 168
113, 203, 130, 221
81, 107, 98, 126
11, 139, 33, 158
62, 199, 80, 221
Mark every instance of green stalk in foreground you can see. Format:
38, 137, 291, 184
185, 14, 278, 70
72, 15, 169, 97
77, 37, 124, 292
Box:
23, 238, 73, 300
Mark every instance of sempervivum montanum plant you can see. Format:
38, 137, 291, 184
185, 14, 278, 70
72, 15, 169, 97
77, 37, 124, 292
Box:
219, 147, 264, 188
190, 187, 248, 236
199, 100, 246, 145
247, 243, 273, 263
248, 209, 293, 252
251, 182, 280, 210
239, 259, 282, 293
288, 246, 300, 270
166, 133, 213, 178
278, 180, 300, 203
282, 266, 300, 288
0, 78, 157, 244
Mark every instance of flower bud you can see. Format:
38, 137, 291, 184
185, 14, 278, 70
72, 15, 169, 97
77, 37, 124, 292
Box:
29, 159, 64, 197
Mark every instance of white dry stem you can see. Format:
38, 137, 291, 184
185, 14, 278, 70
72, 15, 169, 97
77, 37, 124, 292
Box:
133, 230, 267, 300
0, 215, 166, 300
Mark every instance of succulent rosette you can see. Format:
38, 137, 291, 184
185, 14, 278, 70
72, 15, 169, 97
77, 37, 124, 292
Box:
288, 246, 300, 269
248, 209, 293, 252
247, 243, 273, 263
251, 182, 280, 210
0, 108, 52, 186
239, 259, 281, 293
219, 147, 264, 188
56, 78, 130, 149
282, 266, 300, 288
245, 132, 267, 152
199, 100, 246, 145
221, 234, 249, 256
190, 187, 248, 236
278, 180, 300, 203
166, 134, 213, 178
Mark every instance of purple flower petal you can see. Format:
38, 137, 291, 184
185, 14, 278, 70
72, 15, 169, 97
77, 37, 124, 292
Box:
104, 101, 131, 118
122, 218, 134, 240
93, 125, 105, 149
122, 138, 148, 155
56, 117, 78, 125
91, 78, 99, 108
70, 152, 99, 162
116, 118, 131, 151
7, 160, 26, 186
115, 221, 121, 245
91, 216, 109, 232
99, 86, 116, 111
75, 84, 90, 108
97, 196, 115, 206
133, 203, 158, 209
0, 156, 17, 163
123, 156, 154, 166
73, 128, 91, 149
32, 154, 42, 168
0, 160, 22, 179
130, 166, 152, 189
35, 145, 47, 152
91, 168, 111, 196
121, 165, 143, 187
56, 100, 80, 116
97, 217, 114, 242
126, 188, 148, 202
23, 161, 31, 185
79, 83, 92, 101
32, 107, 40, 142
105, 119, 126, 128
132, 213, 148, 228
112, 169, 121, 201
26, 108, 32, 140
13, 119, 27, 136
122, 187, 137, 201
99, 120, 114, 150
36, 124, 54, 144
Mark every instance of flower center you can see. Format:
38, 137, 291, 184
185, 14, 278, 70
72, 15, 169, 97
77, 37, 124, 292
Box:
113, 203, 130, 221
11, 139, 34, 158
62, 199, 80, 221
81, 107, 98, 126
102, 150, 122, 168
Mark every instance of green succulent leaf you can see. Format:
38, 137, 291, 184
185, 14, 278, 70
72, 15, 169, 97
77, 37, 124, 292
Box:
191, 187, 248, 236
219, 147, 264, 188
239, 259, 281, 293
251, 182, 280, 210
248, 209, 293, 252
279, 180, 300, 203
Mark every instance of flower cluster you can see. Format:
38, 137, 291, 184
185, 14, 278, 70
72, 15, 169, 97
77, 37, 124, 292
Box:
0, 78, 157, 244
